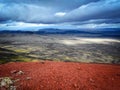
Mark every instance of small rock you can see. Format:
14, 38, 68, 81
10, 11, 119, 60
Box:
0, 77, 13, 88
26, 77, 31, 80
17, 71, 24, 75
89, 78, 94, 83
14, 79, 20, 83
11, 70, 18, 74
73, 84, 78, 88
10, 86, 17, 90
77, 67, 81, 70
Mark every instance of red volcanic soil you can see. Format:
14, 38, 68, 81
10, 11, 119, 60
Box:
0, 61, 120, 90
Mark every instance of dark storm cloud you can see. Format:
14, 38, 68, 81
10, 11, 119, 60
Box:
0, 0, 100, 10
64, 0, 120, 22
0, 0, 120, 25
0, 3, 57, 23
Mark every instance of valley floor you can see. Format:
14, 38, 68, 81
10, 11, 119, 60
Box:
0, 33, 120, 64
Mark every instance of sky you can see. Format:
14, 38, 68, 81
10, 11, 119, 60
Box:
0, 0, 120, 30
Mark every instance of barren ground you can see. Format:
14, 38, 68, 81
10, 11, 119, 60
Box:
0, 61, 120, 90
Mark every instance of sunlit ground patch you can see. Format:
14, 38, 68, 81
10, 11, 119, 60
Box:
59, 38, 120, 45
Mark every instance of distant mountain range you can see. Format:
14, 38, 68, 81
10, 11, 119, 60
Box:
0, 28, 120, 38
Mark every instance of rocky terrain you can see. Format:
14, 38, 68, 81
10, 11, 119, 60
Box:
0, 61, 120, 90
0, 33, 120, 90
0, 33, 120, 64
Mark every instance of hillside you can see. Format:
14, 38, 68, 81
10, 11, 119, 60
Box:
0, 61, 120, 90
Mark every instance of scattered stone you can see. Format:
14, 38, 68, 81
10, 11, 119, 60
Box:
0, 77, 13, 88
26, 77, 32, 80
14, 79, 20, 83
17, 71, 24, 75
89, 78, 94, 83
10, 86, 17, 90
73, 84, 78, 88
11, 70, 18, 74
11, 70, 24, 75
77, 67, 81, 70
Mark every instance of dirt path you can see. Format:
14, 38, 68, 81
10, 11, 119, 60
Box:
0, 61, 120, 90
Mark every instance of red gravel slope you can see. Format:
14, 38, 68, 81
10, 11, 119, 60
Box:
0, 61, 120, 90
